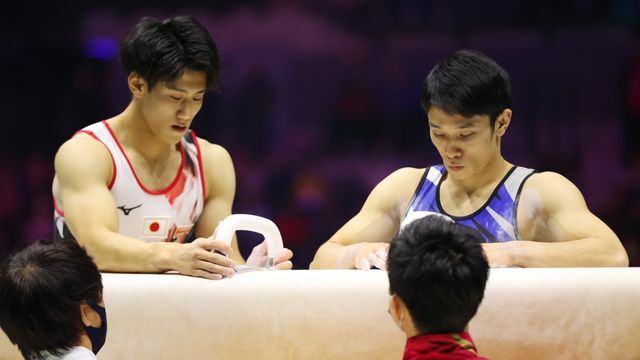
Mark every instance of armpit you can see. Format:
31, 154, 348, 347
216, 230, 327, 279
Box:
517, 186, 549, 241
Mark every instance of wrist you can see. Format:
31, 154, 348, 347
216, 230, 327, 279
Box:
338, 243, 362, 269
150, 242, 178, 272
506, 240, 527, 267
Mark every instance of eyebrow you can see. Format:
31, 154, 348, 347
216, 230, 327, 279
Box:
458, 122, 478, 129
165, 83, 206, 94
428, 121, 478, 129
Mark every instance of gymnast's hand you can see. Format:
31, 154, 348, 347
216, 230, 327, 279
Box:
173, 237, 236, 280
348, 242, 389, 270
246, 240, 294, 270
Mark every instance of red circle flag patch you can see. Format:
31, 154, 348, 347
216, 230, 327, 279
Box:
142, 217, 169, 239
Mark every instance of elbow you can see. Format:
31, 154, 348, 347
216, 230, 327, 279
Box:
72, 235, 103, 265
89, 249, 115, 272
309, 243, 328, 269
81, 240, 112, 271
73, 231, 116, 271
609, 235, 630, 267
602, 238, 629, 267
611, 246, 629, 267
310, 244, 334, 269
310, 241, 351, 269
309, 252, 325, 269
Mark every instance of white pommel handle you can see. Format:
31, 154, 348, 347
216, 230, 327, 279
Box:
214, 214, 284, 268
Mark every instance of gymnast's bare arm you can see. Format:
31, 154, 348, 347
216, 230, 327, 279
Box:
54, 134, 236, 279
194, 138, 293, 270
310, 168, 423, 269
482, 172, 629, 267
193, 140, 242, 263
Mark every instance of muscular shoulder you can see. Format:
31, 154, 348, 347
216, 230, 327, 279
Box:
380, 167, 425, 189
367, 167, 426, 213
525, 172, 582, 196
54, 133, 113, 186
521, 171, 587, 213
195, 137, 235, 198
196, 138, 233, 169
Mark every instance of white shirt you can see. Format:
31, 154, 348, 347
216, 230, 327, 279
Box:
40, 346, 96, 360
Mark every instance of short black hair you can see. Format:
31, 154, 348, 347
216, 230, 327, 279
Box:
421, 49, 511, 126
387, 216, 489, 334
0, 240, 103, 359
120, 15, 221, 91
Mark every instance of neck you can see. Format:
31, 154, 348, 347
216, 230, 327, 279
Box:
77, 332, 94, 354
446, 155, 511, 196
410, 329, 467, 338
406, 327, 420, 338
108, 102, 176, 163
402, 316, 420, 338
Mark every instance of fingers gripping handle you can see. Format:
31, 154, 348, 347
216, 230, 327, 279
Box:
214, 214, 284, 268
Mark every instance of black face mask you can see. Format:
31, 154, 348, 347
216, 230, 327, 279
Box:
85, 300, 107, 354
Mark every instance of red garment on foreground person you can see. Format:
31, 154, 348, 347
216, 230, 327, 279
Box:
403, 331, 488, 360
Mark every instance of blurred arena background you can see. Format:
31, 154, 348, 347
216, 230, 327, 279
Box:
0, 0, 638, 267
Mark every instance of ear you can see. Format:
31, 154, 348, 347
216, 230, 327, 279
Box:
127, 72, 147, 99
494, 108, 512, 137
80, 302, 101, 328
80, 303, 93, 327
388, 294, 405, 325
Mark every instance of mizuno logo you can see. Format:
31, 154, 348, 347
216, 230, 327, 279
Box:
117, 204, 142, 216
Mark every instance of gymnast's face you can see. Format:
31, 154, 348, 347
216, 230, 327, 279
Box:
138, 69, 207, 145
428, 106, 510, 180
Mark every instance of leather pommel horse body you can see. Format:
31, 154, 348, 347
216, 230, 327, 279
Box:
1, 268, 639, 359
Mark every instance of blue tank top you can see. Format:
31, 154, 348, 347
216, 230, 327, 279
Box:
401, 165, 535, 243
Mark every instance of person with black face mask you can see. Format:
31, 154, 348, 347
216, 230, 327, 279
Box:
0, 240, 106, 359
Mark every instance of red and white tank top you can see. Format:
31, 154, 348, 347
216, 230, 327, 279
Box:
54, 121, 206, 243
